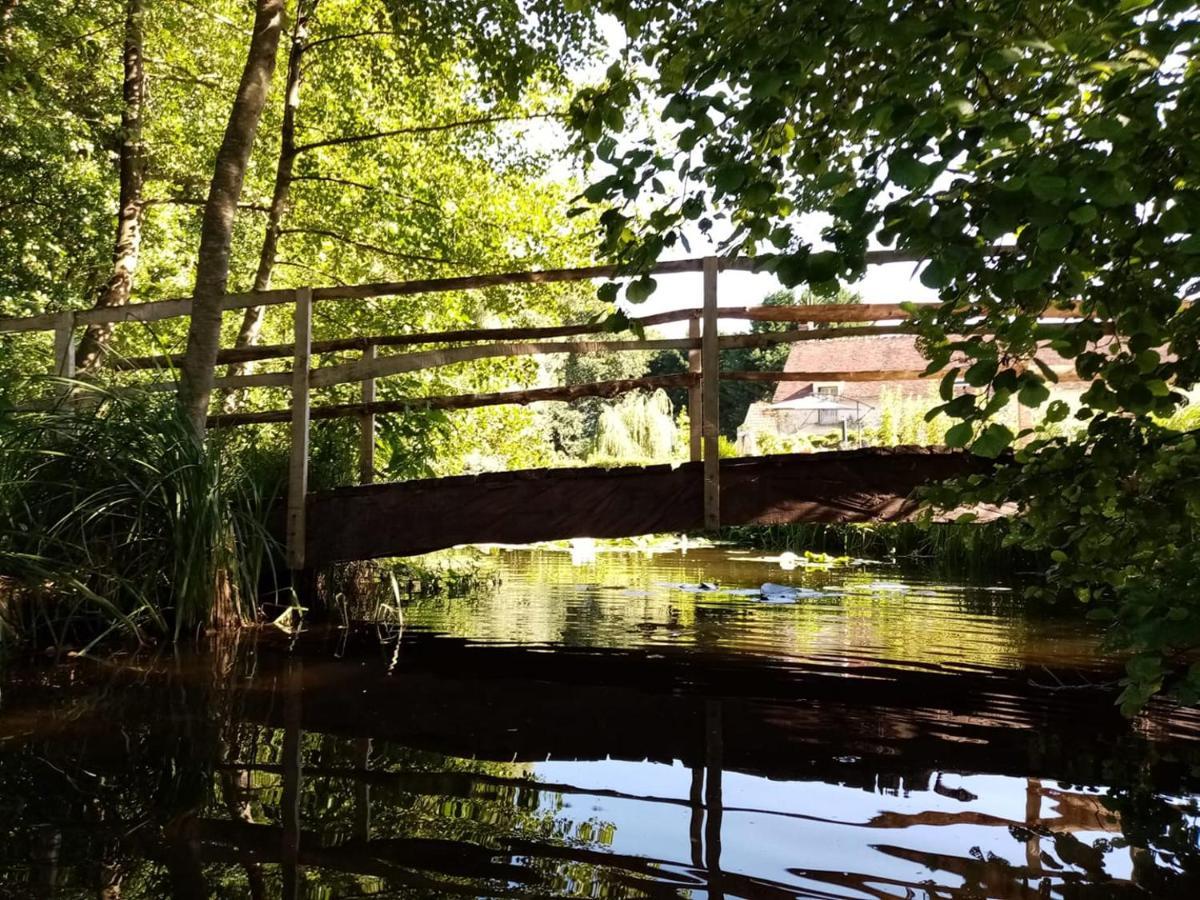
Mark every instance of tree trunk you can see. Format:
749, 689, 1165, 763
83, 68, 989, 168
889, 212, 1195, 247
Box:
221, 0, 317, 412
76, 0, 146, 372
0, 0, 19, 46
177, 0, 285, 434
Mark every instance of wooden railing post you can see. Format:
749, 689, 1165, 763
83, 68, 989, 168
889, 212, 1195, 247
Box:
52, 311, 76, 386
688, 315, 702, 462
359, 344, 376, 484
701, 257, 720, 530
287, 288, 312, 572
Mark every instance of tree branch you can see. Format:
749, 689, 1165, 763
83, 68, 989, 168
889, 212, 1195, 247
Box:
277, 227, 452, 265
293, 112, 560, 154
272, 258, 347, 285
290, 174, 440, 209
302, 29, 391, 53
145, 196, 271, 213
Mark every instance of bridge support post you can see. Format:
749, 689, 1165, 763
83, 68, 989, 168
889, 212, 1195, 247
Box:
359, 344, 376, 484
52, 311, 76, 401
688, 315, 702, 462
287, 287, 312, 572
702, 257, 720, 530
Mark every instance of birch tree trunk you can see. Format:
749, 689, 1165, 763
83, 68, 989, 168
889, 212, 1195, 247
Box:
76, 0, 146, 372
177, 0, 285, 434
220, 0, 317, 411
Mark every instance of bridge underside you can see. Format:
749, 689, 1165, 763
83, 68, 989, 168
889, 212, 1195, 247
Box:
302, 447, 991, 565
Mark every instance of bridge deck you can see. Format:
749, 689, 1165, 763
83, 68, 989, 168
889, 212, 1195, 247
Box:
302, 446, 989, 565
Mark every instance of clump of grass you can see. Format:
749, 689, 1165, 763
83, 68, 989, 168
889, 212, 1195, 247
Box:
0, 381, 284, 651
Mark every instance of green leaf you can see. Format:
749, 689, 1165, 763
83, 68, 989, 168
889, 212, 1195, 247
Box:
889, 153, 932, 189
939, 367, 960, 400
971, 423, 1014, 458
625, 277, 657, 303
1044, 399, 1070, 422
945, 422, 973, 448
1038, 223, 1073, 250
805, 251, 841, 282
1018, 379, 1051, 407
1029, 175, 1068, 201
1068, 204, 1098, 225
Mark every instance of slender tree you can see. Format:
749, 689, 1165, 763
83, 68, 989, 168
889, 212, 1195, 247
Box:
221, 0, 316, 402
76, 0, 146, 372
177, 0, 285, 433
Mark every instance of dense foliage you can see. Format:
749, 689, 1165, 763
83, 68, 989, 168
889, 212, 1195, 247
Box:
569, 0, 1200, 709
1, 0, 602, 467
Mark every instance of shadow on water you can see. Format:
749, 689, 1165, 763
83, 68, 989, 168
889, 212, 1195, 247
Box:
1, 548, 1199, 898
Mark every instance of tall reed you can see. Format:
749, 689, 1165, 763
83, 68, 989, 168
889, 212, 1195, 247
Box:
0, 382, 283, 650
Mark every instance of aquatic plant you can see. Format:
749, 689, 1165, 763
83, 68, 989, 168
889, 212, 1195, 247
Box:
725, 520, 1040, 576
0, 381, 283, 650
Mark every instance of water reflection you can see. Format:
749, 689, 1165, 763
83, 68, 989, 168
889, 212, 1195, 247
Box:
1, 549, 1199, 898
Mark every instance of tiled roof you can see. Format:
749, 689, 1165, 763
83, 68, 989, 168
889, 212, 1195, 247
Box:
771, 334, 1078, 403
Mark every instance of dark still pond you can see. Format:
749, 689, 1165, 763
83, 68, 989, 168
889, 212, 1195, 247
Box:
2, 547, 1200, 898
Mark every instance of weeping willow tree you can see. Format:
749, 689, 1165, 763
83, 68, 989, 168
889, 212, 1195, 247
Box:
591, 390, 678, 464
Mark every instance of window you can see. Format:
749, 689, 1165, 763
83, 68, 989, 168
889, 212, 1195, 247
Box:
815, 383, 842, 425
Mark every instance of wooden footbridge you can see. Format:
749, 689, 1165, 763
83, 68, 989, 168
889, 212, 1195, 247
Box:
1, 252, 1076, 569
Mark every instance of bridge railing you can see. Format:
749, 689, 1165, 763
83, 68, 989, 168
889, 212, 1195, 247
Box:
0, 250, 1082, 569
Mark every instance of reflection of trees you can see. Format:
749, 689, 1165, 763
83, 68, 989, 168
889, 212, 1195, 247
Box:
1, 628, 1199, 898
0, 644, 642, 898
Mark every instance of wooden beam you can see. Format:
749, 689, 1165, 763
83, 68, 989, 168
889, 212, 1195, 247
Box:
51, 312, 76, 378
702, 257, 720, 531
721, 367, 1085, 383
207, 373, 699, 428
287, 287, 312, 572
723, 369, 931, 383
724, 302, 1086, 323
109, 308, 702, 371
309, 336, 698, 389
0, 246, 1003, 335
688, 316, 702, 462
359, 345, 376, 485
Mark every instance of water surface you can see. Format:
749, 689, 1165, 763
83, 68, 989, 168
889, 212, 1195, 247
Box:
2, 546, 1198, 898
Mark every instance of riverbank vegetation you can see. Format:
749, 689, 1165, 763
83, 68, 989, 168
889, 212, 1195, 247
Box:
2, 1, 1199, 711
568, 0, 1200, 711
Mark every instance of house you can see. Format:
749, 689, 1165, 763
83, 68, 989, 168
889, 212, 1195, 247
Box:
736, 334, 1085, 452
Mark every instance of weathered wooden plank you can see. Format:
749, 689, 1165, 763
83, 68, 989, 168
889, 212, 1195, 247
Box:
309, 336, 698, 389
702, 257, 720, 531
722, 369, 932, 383
688, 316, 702, 462
52, 312, 76, 378
726, 302, 1085, 323
207, 373, 699, 428
721, 367, 1085, 383
359, 346, 376, 485
0, 247, 984, 335
109, 308, 703, 371
287, 288, 312, 571
302, 448, 994, 564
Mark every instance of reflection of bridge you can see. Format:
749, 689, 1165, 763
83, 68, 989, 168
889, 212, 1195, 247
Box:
7, 630, 1196, 897
2, 252, 1079, 567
